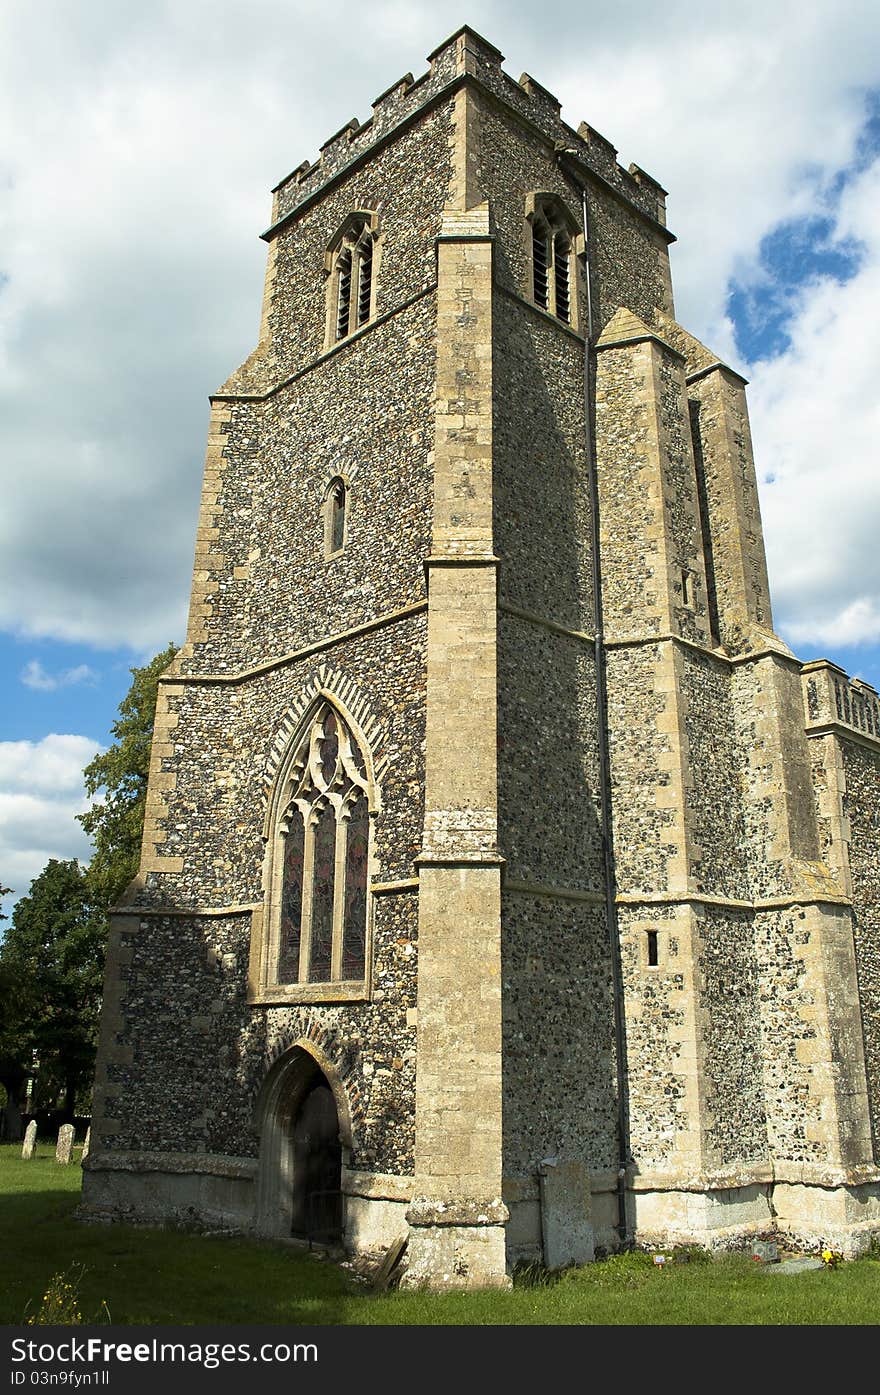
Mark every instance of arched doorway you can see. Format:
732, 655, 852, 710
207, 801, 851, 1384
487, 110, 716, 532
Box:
254, 1042, 350, 1244
290, 1075, 342, 1242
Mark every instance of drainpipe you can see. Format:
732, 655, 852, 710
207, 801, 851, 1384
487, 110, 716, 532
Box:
555, 145, 632, 1250
537, 1156, 556, 1267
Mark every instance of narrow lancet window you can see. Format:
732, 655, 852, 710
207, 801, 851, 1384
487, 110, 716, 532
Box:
277, 809, 305, 982
325, 479, 346, 557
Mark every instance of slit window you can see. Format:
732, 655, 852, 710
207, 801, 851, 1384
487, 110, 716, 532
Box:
647, 930, 659, 967
324, 479, 347, 558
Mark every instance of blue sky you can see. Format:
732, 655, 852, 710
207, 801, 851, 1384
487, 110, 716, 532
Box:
3, 0, 880, 920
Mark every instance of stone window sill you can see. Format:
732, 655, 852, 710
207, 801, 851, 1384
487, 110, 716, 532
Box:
248, 981, 370, 1006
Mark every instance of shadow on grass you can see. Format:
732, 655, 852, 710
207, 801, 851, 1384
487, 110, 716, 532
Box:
1, 1147, 355, 1326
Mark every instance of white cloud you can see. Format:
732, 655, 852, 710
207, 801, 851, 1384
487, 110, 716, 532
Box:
0, 734, 102, 795
20, 660, 98, 691
748, 152, 880, 649
0, 735, 102, 915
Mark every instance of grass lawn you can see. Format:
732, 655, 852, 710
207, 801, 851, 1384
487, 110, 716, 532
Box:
3, 1144, 879, 1325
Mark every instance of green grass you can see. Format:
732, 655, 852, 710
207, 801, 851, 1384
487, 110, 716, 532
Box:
3, 1144, 879, 1324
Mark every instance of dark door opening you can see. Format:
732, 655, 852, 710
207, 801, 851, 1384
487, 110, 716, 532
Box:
290, 1075, 342, 1244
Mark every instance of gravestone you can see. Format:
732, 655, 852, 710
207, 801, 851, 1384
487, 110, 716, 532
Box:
538, 1159, 595, 1268
55, 1123, 74, 1165
80, 1126, 91, 1162
21, 1120, 37, 1160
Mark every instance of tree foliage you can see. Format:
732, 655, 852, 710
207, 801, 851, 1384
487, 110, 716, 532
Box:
0, 644, 176, 1132
0, 860, 104, 1125
78, 643, 178, 907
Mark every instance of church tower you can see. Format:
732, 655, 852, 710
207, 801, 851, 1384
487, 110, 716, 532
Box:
83, 28, 880, 1287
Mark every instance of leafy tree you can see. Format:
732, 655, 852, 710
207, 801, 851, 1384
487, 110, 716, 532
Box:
79, 643, 178, 907
0, 645, 176, 1134
0, 860, 104, 1126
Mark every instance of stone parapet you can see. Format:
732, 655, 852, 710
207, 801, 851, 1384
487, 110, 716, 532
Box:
269, 28, 666, 232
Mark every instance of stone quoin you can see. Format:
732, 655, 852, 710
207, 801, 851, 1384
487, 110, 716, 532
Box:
81, 27, 880, 1288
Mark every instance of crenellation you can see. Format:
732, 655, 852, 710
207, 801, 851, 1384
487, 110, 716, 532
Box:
518, 72, 562, 118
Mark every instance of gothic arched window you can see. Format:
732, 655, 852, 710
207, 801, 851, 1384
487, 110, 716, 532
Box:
325, 211, 379, 347
526, 194, 581, 327
258, 701, 373, 1002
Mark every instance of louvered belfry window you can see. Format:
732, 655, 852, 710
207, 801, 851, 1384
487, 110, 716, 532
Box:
333, 216, 374, 341
356, 231, 373, 328
533, 221, 550, 309
554, 232, 571, 324
276, 704, 371, 986
335, 250, 353, 340
530, 199, 575, 325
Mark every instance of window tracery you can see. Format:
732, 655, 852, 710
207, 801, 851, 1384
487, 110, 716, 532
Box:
261, 702, 373, 1000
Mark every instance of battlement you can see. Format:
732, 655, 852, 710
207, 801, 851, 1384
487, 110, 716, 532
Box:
804, 659, 880, 744
266, 25, 668, 235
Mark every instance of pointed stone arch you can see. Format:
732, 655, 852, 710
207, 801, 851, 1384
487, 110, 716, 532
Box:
253, 1037, 355, 1238
261, 668, 389, 834
250, 672, 387, 1005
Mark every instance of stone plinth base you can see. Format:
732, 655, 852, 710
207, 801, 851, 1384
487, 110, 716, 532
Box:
628, 1170, 880, 1257
80, 1152, 257, 1231
772, 1177, 880, 1258
399, 1196, 511, 1290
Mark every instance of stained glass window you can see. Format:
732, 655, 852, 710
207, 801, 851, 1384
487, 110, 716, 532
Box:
309, 804, 336, 982
342, 795, 368, 978
270, 701, 372, 992
277, 809, 304, 982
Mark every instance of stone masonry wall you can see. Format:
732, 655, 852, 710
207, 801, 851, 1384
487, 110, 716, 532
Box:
107, 83, 454, 1184
492, 299, 592, 629
101, 893, 418, 1175
680, 648, 750, 900
497, 616, 601, 888
841, 739, 880, 1154
181, 299, 436, 677
618, 903, 689, 1170
695, 906, 768, 1166
501, 896, 616, 1178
